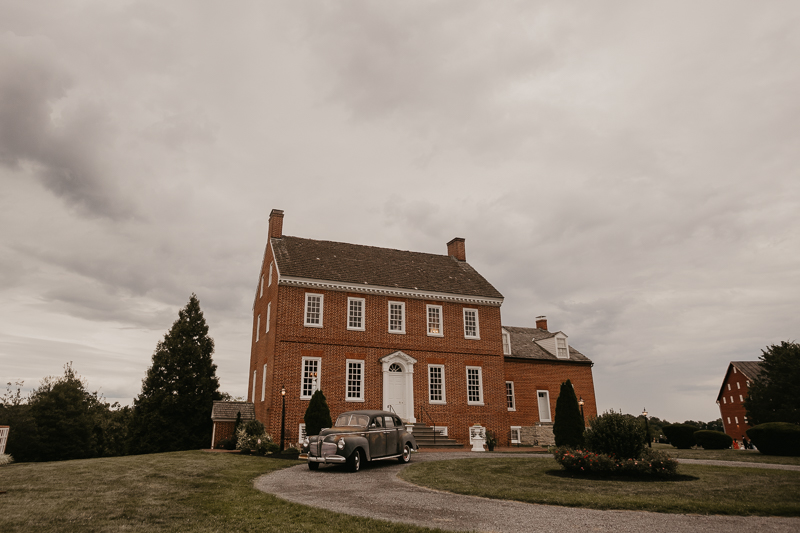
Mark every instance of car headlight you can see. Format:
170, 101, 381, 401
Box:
337, 438, 346, 450
302, 437, 309, 447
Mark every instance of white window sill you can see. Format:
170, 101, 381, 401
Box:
347, 327, 366, 332
507, 408, 516, 412
304, 323, 323, 328
429, 400, 447, 405
345, 398, 365, 402
467, 402, 484, 406
388, 330, 406, 334
427, 332, 444, 337
465, 336, 480, 340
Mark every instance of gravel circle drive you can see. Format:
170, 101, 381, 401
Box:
254, 452, 800, 533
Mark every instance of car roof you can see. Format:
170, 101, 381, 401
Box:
338, 410, 398, 418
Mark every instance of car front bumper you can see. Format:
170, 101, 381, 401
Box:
307, 454, 347, 464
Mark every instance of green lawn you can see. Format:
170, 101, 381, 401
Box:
0, 451, 446, 533
650, 443, 800, 465
399, 457, 800, 516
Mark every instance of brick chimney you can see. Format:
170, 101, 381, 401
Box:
536, 316, 548, 331
268, 209, 284, 239
447, 237, 466, 261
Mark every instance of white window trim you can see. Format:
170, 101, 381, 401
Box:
298, 423, 307, 443
727, 416, 731, 424
426, 304, 444, 337
463, 308, 480, 339
268, 261, 273, 286
506, 381, 516, 411
304, 293, 324, 328
735, 416, 739, 424
251, 370, 257, 403
730, 395, 734, 403
266, 302, 271, 333
260, 275, 264, 298
300, 356, 322, 399
502, 329, 511, 355
510, 426, 522, 444
428, 364, 447, 404
345, 359, 365, 402
723, 396, 726, 404
537, 390, 552, 422
388, 301, 406, 334
739, 394, 744, 402
256, 314, 260, 342
261, 364, 267, 402
736, 382, 741, 389
556, 335, 569, 359
466, 366, 484, 405
347, 297, 366, 331
727, 384, 731, 390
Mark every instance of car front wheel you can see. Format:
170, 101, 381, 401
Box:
308, 461, 319, 471
347, 449, 362, 472
398, 443, 411, 463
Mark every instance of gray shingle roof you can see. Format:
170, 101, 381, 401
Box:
503, 326, 592, 363
272, 236, 503, 299
716, 361, 763, 402
211, 401, 255, 421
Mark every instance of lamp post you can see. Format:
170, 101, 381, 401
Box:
578, 396, 585, 426
642, 407, 651, 448
280, 386, 286, 452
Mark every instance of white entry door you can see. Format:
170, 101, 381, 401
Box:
384, 363, 407, 419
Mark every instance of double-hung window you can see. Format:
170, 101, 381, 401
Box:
510, 426, 521, 444
463, 309, 479, 339
256, 314, 260, 342
346, 359, 364, 401
251, 370, 257, 403
506, 381, 515, 411
261, 364, 267, 402
348, 298, 365, 331
427, 305, 443, 336
304, 293, 323, 327
556, 337, 568, 358
268, 261, 273, 286
301, 357, 321, 399
260, 275, 264, 298
266, 302, 271, 333
428, 365, 446, 404
466, 366, 484, 405
389, 301, 405, 334
502, 330, 511, 354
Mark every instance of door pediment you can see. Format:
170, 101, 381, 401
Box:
379, 351, 417, 372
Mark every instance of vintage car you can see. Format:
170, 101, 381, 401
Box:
301, 410, 418, 472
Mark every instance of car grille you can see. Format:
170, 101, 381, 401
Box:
321, 442, 337, 456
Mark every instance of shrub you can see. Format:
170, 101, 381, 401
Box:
236, 420, 275, 454
662, 424, 697, 449
747, 422, 800, 456
216, 436, 236, 450
0, 453, 13, 466
583, 411, 646, 459
553, 379, 585, 448
552, 446, 678, 478
303, 390, 332, 436
693, 430, 733, 450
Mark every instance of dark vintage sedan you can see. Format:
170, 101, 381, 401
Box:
301, 410, 418, 472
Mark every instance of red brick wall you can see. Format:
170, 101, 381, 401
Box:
718, 367, 754, 440
212, 421, 235, 448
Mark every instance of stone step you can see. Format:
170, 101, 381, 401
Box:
409, 423, 464, 448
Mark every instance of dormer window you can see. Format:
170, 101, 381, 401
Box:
556, 336, 568, 359
427, 305, 443, 336
502, 330, 511, 355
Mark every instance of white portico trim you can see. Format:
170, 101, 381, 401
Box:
380, 351, 418, 423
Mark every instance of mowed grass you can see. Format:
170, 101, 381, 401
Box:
0, 451, 447, 533
399, 457, 800, 516
650, 443, 800, 465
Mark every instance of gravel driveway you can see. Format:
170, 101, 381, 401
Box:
254, 452, 800, 533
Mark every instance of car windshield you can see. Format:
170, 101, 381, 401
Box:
334, 414, 370, 428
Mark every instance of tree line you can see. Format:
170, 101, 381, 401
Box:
0, 294, 223, 462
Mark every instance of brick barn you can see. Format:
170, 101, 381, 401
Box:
716, 361, 762, 441
237, 208, 597, 448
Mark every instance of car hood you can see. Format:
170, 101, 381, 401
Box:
317, 427, 366, 437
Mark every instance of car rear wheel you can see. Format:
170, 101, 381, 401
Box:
347, 449, 362, 472
398, 443, 411, 463
308, 461, 319, 471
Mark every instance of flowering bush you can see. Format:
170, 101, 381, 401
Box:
236, 422, 278, 455
0, 453, 13, 466
553, 447, 678, 478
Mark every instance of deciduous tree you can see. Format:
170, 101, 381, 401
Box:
744, 341, 800, 425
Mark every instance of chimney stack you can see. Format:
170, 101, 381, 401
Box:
268, 209, 284, 239
447, 237, 466, 261
536, 316, 548, 331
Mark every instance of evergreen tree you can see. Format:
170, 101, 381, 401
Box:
304, 390, 332, 436
129, 294, 221, 454
553, 379, 585, 448
744, 341, 800, 425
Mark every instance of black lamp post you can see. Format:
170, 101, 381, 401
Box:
642, 408, 651, 448
578, 396, 585, 426
280, 385, 286, 452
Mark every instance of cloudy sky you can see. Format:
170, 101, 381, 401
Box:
2, 1, 798, 423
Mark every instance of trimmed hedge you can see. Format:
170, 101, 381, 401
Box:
583, 411, 646, 459
553, 447, 678, 478
747, 422, 800, 456
693, 430, 733, 450
662, 424, 696, 449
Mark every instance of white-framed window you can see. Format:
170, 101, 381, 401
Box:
735, 416, 739, 424
502, 330, 511, 355
256, 314, 260, 342
728, 384, 731, 390
733, 367, 737, 373
510, 426, 521, 444
537, 390, 551, 422
427, 305, 443, 336
739, 394, 744, 402
260, 275, 264, 298
346, 359, 365, 401
266, 302, 271, 333
298, 423, 307, 443
268, 261, 273, 286
261, 364, 267, 402
727, 416, 731, 424
723, 397, 727, 404
348, 297, 365, 331
556, 337, 568, 358
463, 309, 479, 339
428, 364, 446, 404
388, 301, 405, 334
252, 370, 257, 403
506, 381, 515, 411
304, 293, 323, 327
730, 396, 734, 403
736, 382, 741, 389
301, 357, 321, 399
466, 366, 484, 405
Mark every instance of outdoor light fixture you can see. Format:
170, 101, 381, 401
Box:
578, 396, 585, 425
280, 384, 287, 452
642, 407, 651, 448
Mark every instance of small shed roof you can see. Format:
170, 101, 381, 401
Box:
211, 401, 255, 421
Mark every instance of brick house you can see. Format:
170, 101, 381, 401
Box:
246, 209, 597, 447
716, 361, 762, 441
210, 401, 254, 448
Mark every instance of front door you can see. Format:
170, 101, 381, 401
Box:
384, 363, 407, 420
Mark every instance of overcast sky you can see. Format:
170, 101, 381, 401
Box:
2, 1, 798, 423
